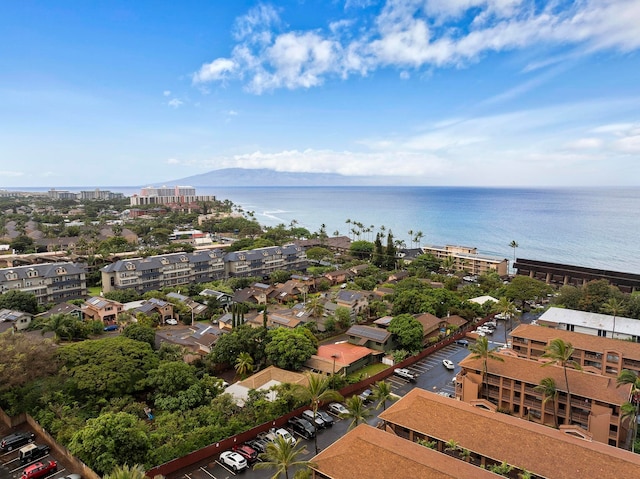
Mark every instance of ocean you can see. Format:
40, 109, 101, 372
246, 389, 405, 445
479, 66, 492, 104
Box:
185, 186, 640, 275
14, 185, 640, 275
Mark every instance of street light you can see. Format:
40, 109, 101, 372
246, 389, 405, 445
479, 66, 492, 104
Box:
331, 354, 339, 389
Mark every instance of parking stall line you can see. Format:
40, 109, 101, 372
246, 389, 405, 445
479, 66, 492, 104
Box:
199, 466, 217, 479
215, 461, 236, 476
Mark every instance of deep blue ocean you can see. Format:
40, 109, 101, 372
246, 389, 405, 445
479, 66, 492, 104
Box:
15, 186, 640, 274
182, 186, 640, 275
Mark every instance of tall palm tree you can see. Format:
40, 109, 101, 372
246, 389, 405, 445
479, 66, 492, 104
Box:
40, 313, 76, 341
492, 297, 518, 344
534, 377, 559, 428
304, 295, 326, 329
414, 231, 424, 248
542, 338, 581, 424
509, 240, 519, 268
617, 369, 640, 451
234, 352, 254, 379
103, 464, 147, 479
601, 297, 627, 339
372, 380, 396, 411
407, 230, 414, 248
253, 436, 313, 479
469, 336, 504, 401
621, 401, 638, 452
295, 373, 342, 454
343, 395, 372, 430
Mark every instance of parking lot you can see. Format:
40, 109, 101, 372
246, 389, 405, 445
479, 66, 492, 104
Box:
0, 432, 73, 479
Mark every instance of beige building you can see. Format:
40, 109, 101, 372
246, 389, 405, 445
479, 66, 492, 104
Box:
0, 262, 87, 305
457, 352, 631, 447
421, 244, 508, 276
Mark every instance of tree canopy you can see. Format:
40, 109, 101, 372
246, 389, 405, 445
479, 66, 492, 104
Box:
265, 328, 317, 371
388, 314, 424, 352
0, 290, 39, 314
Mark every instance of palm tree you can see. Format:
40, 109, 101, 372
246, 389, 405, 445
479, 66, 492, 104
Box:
103, 464, 147, 479
617, 369, 640, 451
372, 380, 396, 411
343, 395, 372, 430
492, 297, 518, 344
414, 231, 424, 248
294, 373, 342, 454
509, 240, 519, 268
601, 297, 627, 339
534, 377, 559, 428
40, 313, 76, 341
444, 439, 460, 457
620, 401, 638, 452
407, 229, 414, 248
253, 436, 313, 479
469, 336, 504, 401
542, 338, 581, 424
235, 352, 254, 379
305, 295, 326, 327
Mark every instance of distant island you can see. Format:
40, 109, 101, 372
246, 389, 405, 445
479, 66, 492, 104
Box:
167, 168, 420, 187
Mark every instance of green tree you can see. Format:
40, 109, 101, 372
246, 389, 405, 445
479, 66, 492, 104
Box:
335, 306, 352, 329
69, 412, 150, 475
505, 276, 551, 309
10, 234, 35, 253
235, 351, 254, 379
617, 369, 640, 452
509, 240, 519, 266
305, 246, 332, 261
0, 332, 59, 393
122, 322, 156, 348
542, 338, 581, 424
350, 240, 374, 260
147, 361, 198, 396
40, 313, 78, 341
383, 232, 397, 270
295, 373, 342, 454
343, 395, 372, 430
492, 297, 518, 344
601, 297, 627, 339
388, 314, 424, 352
102, 464, 147, 479
372, 380, 396, 411
0, 289, 39, 314
469, 336, 504, 401
209, 324, 267, 367
265, 328, 317, 371
534, 377, 559, 428
253, 436, 312, 479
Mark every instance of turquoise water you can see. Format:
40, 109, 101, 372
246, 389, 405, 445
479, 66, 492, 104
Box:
195, 186, 640, 274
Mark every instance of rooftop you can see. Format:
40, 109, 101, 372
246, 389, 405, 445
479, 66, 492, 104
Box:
538, 307, 640, 336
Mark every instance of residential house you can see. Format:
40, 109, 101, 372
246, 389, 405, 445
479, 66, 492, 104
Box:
511, 323, 640, 377
335, 290, 369, 319
305, 342, 380, 376
294, 236, 351, 254
387, 270, 409, 282
457, 352, 631, 448
348, 264, 369, 276
271, 279, 305, 304
0, 262, 87, 305
0, 309, 32, 332
37, 302, 83, 321
224, 366, 308, 407
378, 388, 640, 479
323, 269, 352, 285
166, 292, 207, 317
155, 322, 222, 358
83, 296, 124, 324
346, 324, 394, 352
536, 306, 640, 341
200, 289, 233, 308
232, 283, 274, 305
128, 297, 174, 323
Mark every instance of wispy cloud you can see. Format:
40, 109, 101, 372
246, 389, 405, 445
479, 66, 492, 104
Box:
0, 170, 24, 177
191, 0, 640, 93
168, 98, 184, 108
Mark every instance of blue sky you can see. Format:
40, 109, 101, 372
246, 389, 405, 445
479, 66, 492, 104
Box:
1, 0, 640, 188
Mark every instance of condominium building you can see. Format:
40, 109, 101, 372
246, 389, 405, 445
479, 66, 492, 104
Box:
537, 306, 640, 342
101, 245, 307, 293
377, 388, 640, 479
511, 323, 640, 376
0, 262, 87, 304
129, 185, 216, 206
457, 352, 631, 447
421, 244, 508, 276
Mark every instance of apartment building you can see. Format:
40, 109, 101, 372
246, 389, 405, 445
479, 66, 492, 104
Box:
0, 262, 87, 304
537, 306, 640, 342
376, 388, 640, 479
457, 353, 631, 447
129, 185, 216, 207
101, 245, 307, 293
511, 323, 640, 377
421, 244, 508, 276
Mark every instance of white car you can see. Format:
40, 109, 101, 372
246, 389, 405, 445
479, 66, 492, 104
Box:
165, 318, 178, 325
442, 359, 455, 370
219, 451, 248, 472
328, 402, 349, 416
274, 428, 296, 445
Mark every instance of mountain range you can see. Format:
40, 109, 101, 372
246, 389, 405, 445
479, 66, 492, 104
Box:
168, 168, 418, 187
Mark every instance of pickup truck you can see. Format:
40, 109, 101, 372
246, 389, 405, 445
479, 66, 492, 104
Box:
394, 368, 417, 382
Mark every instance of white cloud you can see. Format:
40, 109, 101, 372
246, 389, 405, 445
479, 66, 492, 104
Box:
0, 170, 24, 177
168, 98, 184, 108
163, 90, 171, 96
565, 138, 604, 149
166, 158, 180, 165
191, 0, 640, 92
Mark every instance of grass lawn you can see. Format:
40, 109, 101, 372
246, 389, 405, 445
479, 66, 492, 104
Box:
88, 286, 102, 297
347, 362, 390, 381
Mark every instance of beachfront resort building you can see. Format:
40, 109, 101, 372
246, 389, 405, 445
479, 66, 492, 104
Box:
129, 185, 216, 209
421, 244, 509, 276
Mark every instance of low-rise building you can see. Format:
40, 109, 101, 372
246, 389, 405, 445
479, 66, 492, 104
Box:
421, 244, 508, 276
346, 324, 394, 352
0, 262, 87, 304
537, 306, 640, 342
83, 296, 124, 324
0, 309, 32, 331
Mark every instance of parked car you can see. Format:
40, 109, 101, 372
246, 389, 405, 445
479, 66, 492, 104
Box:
21, 461, 57, 479
358, 389, 374, 403
262, 427, 297, 445
394, 368, 417, 382
1, 432, 36, 452
245, 437, 269, 454
60, 475, 81, 479
301, 409, 326, 429
442, 359, 455, 370
328, 402, 349, 416
288, 417, 316, 439
232, 443, 259, 464
219, 451, 248, 472
19, 443, 50, 464
454, 339, 469, 346
315, 410, 334, 427
165, 318, 178, 325
103, 324, 118, 332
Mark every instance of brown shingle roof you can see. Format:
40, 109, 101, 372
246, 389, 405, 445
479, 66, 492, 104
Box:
459, 353, 630, 405
512, 323, 640, 360
379, 389, 640, 479
311, 423, 500, 479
